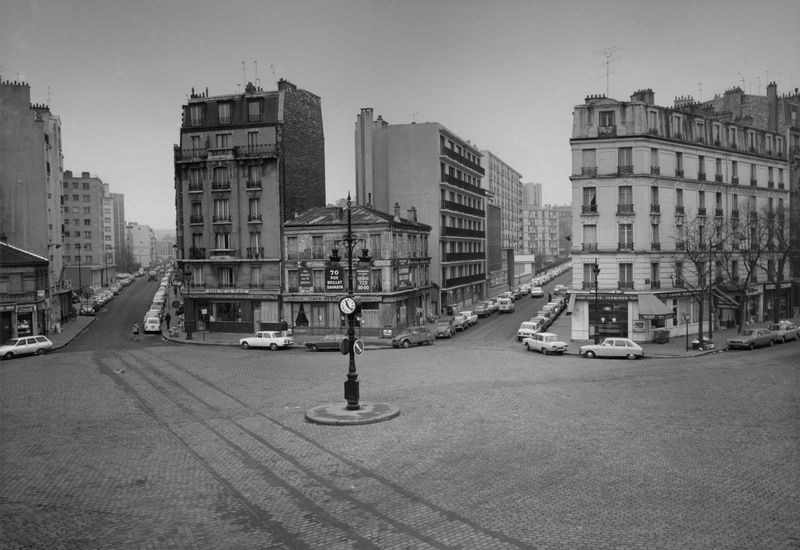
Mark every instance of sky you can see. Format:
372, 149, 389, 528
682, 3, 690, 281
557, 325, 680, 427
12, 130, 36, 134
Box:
2, 0, 798, 230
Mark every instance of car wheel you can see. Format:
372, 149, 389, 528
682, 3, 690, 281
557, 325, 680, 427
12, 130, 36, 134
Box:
448, 332, 453, 338
525, 343, 531, 351
4, 352, 14, 360
542, 348, 549, 355
270, 343, 278, 351
309, 344, 319, 352
402, 339, 411, 348
780, 336, 786, 344
585, 350, 596, 358
768, 339, 774, 347
748, 342, 754, 350
626, 353, 637, 360
35, 349, 45, 356
241, 342, 249, 349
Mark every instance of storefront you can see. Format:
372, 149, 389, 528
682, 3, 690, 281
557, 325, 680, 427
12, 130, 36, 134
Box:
183, 288, 281, 333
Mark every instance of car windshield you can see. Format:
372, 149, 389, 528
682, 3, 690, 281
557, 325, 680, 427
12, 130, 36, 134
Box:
740, 329, 755, 336
768, 325, 780, 331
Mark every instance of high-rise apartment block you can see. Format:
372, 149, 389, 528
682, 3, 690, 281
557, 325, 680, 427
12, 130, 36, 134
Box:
355, 108, 487, 313
480, 151, 523, 253
570, 87, 793, 342
173, 80, 325, 332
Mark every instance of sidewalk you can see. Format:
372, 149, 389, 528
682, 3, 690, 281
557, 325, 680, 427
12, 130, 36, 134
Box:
48, 315, 95, 350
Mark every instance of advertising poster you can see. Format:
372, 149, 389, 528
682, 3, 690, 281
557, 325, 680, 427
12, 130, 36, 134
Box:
325, 267, 344, 292
298, 267, 313, 293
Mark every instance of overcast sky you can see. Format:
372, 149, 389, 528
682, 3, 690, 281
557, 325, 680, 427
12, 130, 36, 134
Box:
2, 0, 798, 230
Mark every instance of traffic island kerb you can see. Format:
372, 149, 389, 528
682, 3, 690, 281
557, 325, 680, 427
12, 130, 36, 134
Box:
305, 401, 400, 425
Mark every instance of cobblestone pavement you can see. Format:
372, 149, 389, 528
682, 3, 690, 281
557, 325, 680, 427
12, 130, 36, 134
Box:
1, 340, 798, 549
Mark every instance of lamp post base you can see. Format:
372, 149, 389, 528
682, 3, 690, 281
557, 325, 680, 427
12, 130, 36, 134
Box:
344, 378, 359, 410
306, 401, 400, 426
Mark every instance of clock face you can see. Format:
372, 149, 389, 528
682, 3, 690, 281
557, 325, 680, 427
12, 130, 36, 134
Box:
339, 296, 357, 315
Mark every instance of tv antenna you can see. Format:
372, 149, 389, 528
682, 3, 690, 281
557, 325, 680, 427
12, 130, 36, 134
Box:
270, 64, 277, 85
697, 82, 703, 102
596, 46, 622, 96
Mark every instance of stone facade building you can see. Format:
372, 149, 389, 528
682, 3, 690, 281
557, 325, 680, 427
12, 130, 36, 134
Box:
173, 80, 325, 333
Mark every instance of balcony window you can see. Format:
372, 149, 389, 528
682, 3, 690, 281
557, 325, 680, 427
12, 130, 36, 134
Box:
619, 263, 633, 290
617, 147, 633, 174
618, 223, 633, 250
218, 102, 231, 125
581, 149, 596, 176
582, 187, 597, 214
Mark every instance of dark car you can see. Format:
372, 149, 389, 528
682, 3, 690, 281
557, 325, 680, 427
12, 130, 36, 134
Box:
392, 326, 435, 348
304, 333, 348, 352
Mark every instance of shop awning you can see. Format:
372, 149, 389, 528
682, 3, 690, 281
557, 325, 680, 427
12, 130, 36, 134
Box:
713, 288, 739, 308
637, 293, 673, 320
566, 293, 577, 314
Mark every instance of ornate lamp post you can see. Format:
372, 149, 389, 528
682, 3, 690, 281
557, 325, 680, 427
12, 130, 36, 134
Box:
330, 194, 371, 411
593, 260, 601, 344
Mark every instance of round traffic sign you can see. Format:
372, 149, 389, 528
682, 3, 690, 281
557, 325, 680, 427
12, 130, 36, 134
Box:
353, 339, 365, 356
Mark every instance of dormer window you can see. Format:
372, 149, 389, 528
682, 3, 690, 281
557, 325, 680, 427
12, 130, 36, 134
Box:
218, 102, 232, 124
189, 104, 204, 127
247, 100, 262, 122
599, 111, 615, 127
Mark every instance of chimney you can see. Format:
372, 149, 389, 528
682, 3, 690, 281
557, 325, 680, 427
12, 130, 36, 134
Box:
393, 202, 401, 222
630, 88, 655, 105
407, 206, 417, 223
767, 81, 778, 133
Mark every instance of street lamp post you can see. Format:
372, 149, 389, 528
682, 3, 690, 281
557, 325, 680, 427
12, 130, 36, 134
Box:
75, 243, 83, 313
684, 313, 690, 351
330, 193, 370, 411
184, 269, 193, 340
593, 260, 601, 344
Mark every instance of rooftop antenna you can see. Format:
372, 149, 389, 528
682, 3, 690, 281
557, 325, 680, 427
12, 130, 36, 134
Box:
47, 86, 52, 108
596, 46, 622, 96
412, 112, 418, 123
270, 64, 277, 85
242, 61, 246, 88
697, 82, 703, 102
737, 72, 745, 90
254, 60, 259, 88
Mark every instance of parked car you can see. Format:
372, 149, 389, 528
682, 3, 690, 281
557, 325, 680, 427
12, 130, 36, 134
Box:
726, 328, 776, 350
458, 310, 478, 327
240, 331, 294, 350
143, 316, 161, 334
453, 314, 469, 331
304, 333, 347, 352
434, 317, 455, 338
79, 305, 96, 316
497, 298, 515, 313
0, 335, 53, 359
530, 315, 550, 331
392, 326, 435, 348
579, 338, 644, 359
486, 299, 499, 314
530, 286, 544, 298
517, 321, 541, 342
767, 321, 799, 343
523, 332, 568, 355
474, 302, 492, 318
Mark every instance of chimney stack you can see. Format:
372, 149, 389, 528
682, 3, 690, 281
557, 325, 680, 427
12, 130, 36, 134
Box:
393, 202, 401, 222
767, 81, 778, 133
407, 206, 417, 223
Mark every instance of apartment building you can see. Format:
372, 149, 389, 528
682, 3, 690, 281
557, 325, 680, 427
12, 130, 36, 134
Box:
173, 80, 325, 332
355, 108, 487, 313
283, 203, 433, 335
0, 79, 69, 330
570, 88, 791, 342
480, 150, 523, 253
521, 204, 572, 270
126, 222, 156, 269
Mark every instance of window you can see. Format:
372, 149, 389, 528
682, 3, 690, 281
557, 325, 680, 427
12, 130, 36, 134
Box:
698, 190, 705, 209
675, 261, 683, 284
650, 186, 659, 206
778, 168, 784, 184
83, 207, 91, 214
581, 149, 596, 175
189, 104, 204, 126
213, 199, 230, 221
218, 102, 231, 124
212, 166, 229, 186
215, 133, 231, 150
651, 263, 660, 286
582, 187, 597, 212
676, 188, 683, 207
83, 219, 91, 226
251, 265, 261, 286
191, 135, 202, 151
247, 131, 258, 150
618, 185, 632, 205
247, 100, 262, 122
599, 111, 615, 126
84, 231, 91, 239
248, 197, 260, 220
192, 233, 204, 249
618, 223, 633, 249
218, 267, 234, 287
72, 194, 79, 201
650, 148, 659, 172
370, 234, 381, 260
312, 235, 324, 259
750, 163, 757, 185
583, 224, 597, 250
287, 236, 298, 259
732, 161, 738, 178
675, 152, 683, 174
618, 147, 633, 173
83, 195, 90, 202
189, 168, 201, 189
651, 223, 660, 245
619, 263, 633, 286
214, 232, 231, 250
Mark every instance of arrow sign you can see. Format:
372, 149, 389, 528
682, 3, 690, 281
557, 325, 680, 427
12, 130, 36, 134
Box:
353, 339, 365, 356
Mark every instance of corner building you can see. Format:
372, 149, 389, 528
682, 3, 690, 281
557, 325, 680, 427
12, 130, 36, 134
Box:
355, 109, 486, 313
174, 80, 325, 333
570, 88, 791, 342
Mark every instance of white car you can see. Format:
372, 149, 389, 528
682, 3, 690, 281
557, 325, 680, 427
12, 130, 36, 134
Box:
240, 331, 294, 350
143, 316, 161, 334
523, 332, 568, 354
458, 310, 478, 327
579, 338, 644, 359
530, 286, 544, 298
517, 321, 541, 341
1, 336, 53, 359
768, 321, 799, 343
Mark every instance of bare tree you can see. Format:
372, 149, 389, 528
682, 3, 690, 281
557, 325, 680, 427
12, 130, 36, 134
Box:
759, 204, 797, 322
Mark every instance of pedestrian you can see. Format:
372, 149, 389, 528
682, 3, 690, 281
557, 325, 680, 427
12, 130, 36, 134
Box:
547, 292, 552, 302
165, 312, 171, 330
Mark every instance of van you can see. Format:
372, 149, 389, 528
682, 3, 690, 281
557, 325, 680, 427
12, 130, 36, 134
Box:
517, 321, 541, 341
498, 297, 515, 313
143, 316, 161, 334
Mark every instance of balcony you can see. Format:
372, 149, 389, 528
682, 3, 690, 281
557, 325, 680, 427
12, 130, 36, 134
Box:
650, 280, 661, 289
188, 183, 203, 193
581, 204, 598, 215
246, 180, 262, 190
581, 166, 598, 176
444, 252, 484, 262
673, 277, 685, 288
440, 147, 485, 175
715, 174, 723, 182
582, 281, 594, 290
732, 176, 739, 185
778, 182, 785, 190
617, 165, 633, 176
212, 215, 232, 223
440, 173, 485, 195
247, 214, 262, 223
442, 227, 484, 238
234, 144, 277, 158
651, 242, 661, 251
675, 241, 685, 251
675, 205, 685, 215
650, 204, 660, 214
210, 248, 236, 257
582, 243, 598, 252
189, 214, 204, 224
618, 281, 634, 290
697, 207, 707, 217
189, 247, 206, 259
618, 242, 634, 251
211, 181, 231, 191
246, 247, 264, 259
617, 204, 635, 216
443, 273, 485, 289
175, 148, 208, 162
731, 209, 739, 218
715, 208, 724, 218
767, 180, 775, 189
750, 179, 758, 187
650, 166, 660, 175
675, 169, 685, 177
207, 147, 234, 160
441, 200, 485, 217
749, 211, 758, 220
698, 171, 706, 181
598, 125, 617, 136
